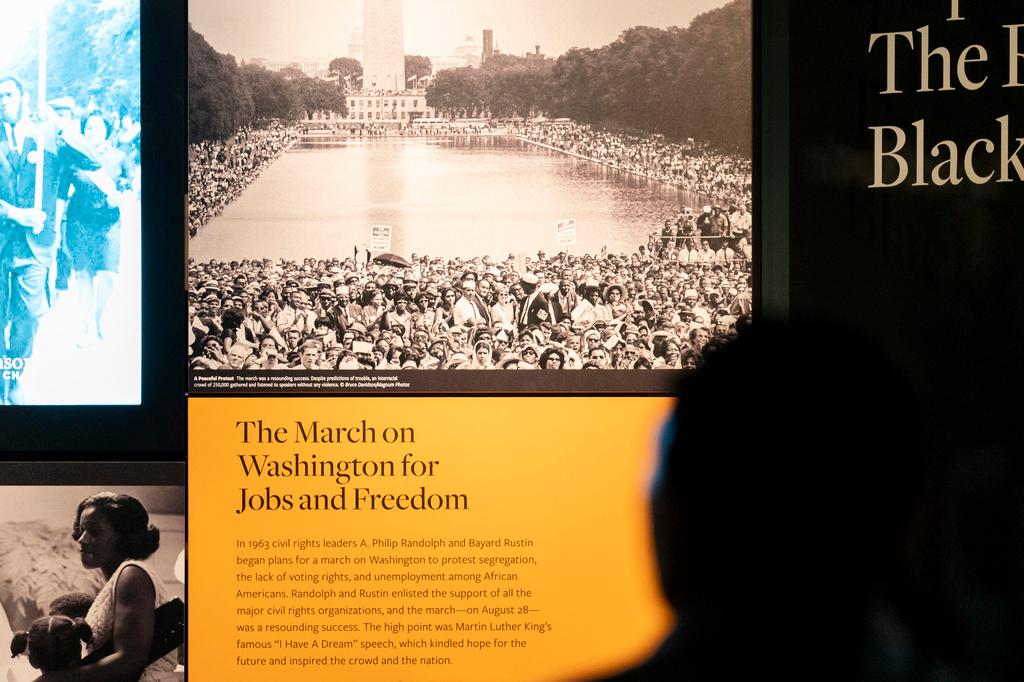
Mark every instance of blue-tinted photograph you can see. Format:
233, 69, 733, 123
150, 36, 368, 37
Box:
0, 0, 140, 405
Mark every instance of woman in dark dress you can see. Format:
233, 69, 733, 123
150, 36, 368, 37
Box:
64, 113, 130, 345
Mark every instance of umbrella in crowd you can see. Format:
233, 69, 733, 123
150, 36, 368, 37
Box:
372, 252, 412, 268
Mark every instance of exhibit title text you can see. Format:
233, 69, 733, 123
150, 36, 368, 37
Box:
232, 420, 469, 514
867, 1, 1023, 188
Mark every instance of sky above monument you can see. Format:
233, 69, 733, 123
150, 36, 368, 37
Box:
189, 0, 732, 61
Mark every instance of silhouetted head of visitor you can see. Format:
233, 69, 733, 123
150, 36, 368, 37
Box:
652, 320, 919, 617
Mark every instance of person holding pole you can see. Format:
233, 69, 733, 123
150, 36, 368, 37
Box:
0, 75, 100, 404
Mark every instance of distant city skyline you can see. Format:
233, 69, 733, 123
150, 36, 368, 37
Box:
189, 0, 731, 63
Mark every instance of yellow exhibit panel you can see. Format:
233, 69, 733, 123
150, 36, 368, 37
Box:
189, 397, 672, 681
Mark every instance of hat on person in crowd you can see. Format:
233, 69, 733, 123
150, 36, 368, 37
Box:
198, 334, 223, 351
684, 288, 699, 300
520, 272, 539, 286
401, 360, 418, 369
539, 282, 558, 295
498, 354, 521, 369
519, 342, 540, 358
702, 205, 712, 213
48, 96, 77, 113
650, 329, 672, 342
349, 322, 367, 334
202, 293, 218, 304
603, 283, 626, 300
603, 334, 623, 351
345, 272, 359, 284
446, 353, 469, 369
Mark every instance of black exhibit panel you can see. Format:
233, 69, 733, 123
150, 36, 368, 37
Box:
780, 1, 1024, 451
0, 1, 186, 453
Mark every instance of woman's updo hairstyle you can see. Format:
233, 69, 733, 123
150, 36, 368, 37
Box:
72, 492, 160, 559
10, 616, 93, 671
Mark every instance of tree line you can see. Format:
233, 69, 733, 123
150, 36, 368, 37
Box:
427, 0, 751, 152
190, 26, 439, 143
190, 0, 750, 151
189, 25, 349, 143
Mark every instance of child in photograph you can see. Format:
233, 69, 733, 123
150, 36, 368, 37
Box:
9, 616, 92, 674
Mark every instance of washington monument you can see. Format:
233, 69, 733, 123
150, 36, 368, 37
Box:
363, 0, 405, 91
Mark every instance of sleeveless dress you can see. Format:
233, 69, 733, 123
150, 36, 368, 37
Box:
85, 560, 177, 682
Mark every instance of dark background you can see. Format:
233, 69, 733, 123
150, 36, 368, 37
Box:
771, 1, 1024, 454
1, 0, 186, 456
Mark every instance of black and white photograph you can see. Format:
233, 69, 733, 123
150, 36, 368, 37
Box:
0, 482, 184, 682
187, 0, 752, 394
0, 1, 142, 405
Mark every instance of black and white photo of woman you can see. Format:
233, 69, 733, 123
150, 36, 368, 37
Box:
0, 487, 184, 682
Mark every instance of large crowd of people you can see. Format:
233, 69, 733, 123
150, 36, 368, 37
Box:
187, 124, 298, 236
187, 117, 754, 373
303, 122, 494, 138
187, 218, 752, 372
515, 122, 752, 208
